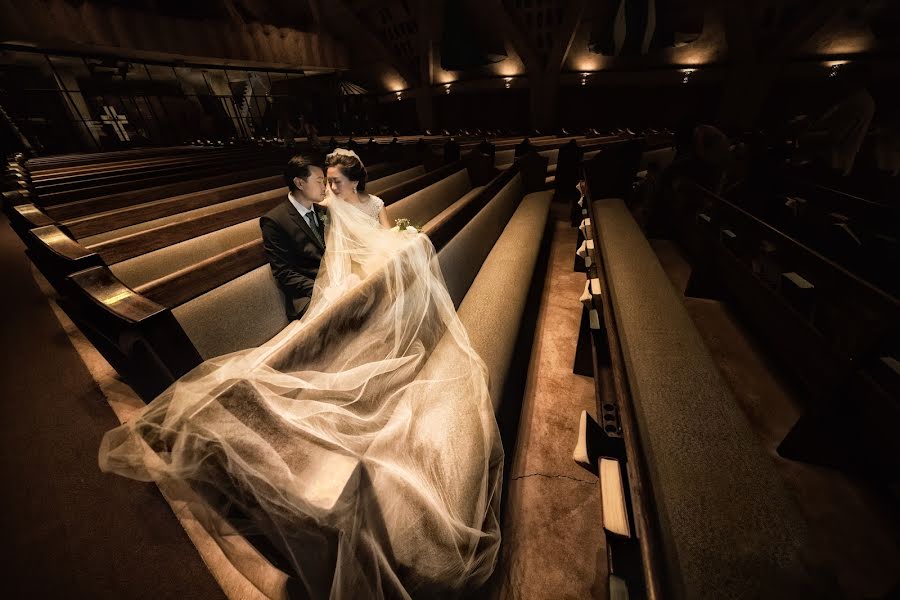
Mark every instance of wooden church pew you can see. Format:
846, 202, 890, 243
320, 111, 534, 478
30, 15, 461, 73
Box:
576, 169, 826, 598
3, 147, 219, 203
27, 147, 251, 181
8, 167, 283, 238
61, 154, 504, 399
672, 179, 900, 480
13, 158, 415, 237
554, 134, 632, 182
768, 178, 898, 296
23, 146, 278, 189
569, 138, 648, 226
33, 150, 290, 204
24, 160, 427, 292
493, 136, 584, 170
22, 145, 208, 171
124, 159, 553, 595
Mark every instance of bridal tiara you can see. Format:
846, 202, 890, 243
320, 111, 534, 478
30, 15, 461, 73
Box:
326, 148, 362, 164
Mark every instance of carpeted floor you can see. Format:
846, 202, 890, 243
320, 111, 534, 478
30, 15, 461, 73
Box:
487, 202, 607, 600
0, 213, 225, 600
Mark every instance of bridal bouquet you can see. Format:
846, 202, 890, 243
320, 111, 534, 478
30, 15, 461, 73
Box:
391, 218, 419, 234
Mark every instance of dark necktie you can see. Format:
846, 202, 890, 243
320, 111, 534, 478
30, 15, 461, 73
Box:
306, 211, 324, 246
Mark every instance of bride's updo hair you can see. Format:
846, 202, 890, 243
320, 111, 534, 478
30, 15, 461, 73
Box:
325, 151, 368, 192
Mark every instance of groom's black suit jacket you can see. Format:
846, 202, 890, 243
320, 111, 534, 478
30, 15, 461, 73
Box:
260, 199, 327, 319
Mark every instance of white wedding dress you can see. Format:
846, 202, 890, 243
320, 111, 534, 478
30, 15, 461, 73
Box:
99, 189, 503, 599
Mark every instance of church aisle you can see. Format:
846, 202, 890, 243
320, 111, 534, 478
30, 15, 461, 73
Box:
488, 202, 607, 599
0, 213, 225, 600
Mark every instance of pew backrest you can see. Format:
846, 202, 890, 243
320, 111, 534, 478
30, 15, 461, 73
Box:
172, 265, 289, 360
437, 174, 524, 307
367, 165, 426, 195
385, 169, 473, 226
110, 219, 263, 290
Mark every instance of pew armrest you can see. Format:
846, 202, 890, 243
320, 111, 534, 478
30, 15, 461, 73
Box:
69, 265, 167, 324
30, 225, 94, 261
12, 203, 54, 229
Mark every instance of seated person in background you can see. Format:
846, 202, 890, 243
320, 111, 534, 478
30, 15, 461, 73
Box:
260, 155, 327, 320
797, 63, 875, 176
514, 137, 534, 157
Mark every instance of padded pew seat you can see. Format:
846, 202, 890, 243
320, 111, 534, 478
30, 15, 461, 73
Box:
455, 190, 551, 408
385, 169, 476, 226
592, 198, 819, 598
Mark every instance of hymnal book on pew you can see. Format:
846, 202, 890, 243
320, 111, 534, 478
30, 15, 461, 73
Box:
600, 458, 631, 538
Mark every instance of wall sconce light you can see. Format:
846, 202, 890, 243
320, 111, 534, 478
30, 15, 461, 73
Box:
504, 77, 512, 89
580, 72, 589, 86
396, 91, 403, 101
681, 69, 695, 84
827, 61, 848, 78
444, 83, 452, 94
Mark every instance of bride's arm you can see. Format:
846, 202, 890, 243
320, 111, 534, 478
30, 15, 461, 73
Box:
378, 207, 393, 229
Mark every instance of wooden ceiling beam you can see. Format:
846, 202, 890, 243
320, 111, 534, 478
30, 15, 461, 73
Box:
414, 0, 437, 86
767, 0, 857, 58
467, 0, 541, 75
319, 0, 417, 86
545, 0, 587, 74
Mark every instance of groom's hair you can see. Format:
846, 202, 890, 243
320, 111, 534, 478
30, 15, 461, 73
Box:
284, 155, 319, 192
325, 152, 368, 192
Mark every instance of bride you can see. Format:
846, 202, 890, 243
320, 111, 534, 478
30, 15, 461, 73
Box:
99, 149, 503, 599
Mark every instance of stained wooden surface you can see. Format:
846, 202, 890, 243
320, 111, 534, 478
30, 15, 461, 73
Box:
88, 194, 283, 264
138, 240, 267, 307
63, 175, 285, 239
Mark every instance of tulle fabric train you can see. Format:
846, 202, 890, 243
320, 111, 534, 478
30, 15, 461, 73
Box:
99, 190, 503, 598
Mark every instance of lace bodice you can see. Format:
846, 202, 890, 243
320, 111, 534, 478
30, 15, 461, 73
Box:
351, 194, 384, 223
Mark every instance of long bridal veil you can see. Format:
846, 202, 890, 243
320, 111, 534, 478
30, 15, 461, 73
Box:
98, 188, 503, 598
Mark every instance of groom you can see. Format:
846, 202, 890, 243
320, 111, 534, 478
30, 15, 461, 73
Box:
260, 155, 327, 319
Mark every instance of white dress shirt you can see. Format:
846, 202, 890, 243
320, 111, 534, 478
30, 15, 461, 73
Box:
288, 192, 319, 229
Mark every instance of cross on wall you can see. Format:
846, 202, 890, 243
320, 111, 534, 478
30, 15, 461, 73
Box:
99, 105, 130, 141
